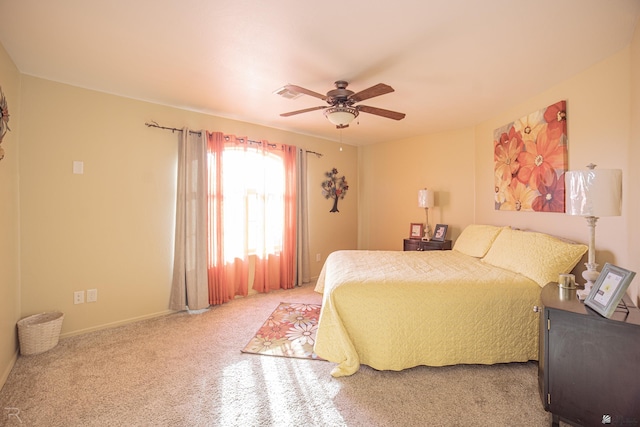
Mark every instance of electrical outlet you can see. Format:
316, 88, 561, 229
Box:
316, 253, 321, 262
87, 289, 98, 303
74, 291, 85, 304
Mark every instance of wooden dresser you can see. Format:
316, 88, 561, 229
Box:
537, 282, 640, 426
403, 238, 452, 251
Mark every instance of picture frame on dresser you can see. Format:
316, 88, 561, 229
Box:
409, 223, 423, 239
584, 263, 636, 318
431, 224, 448, 242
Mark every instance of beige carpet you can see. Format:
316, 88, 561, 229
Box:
0, 283, 553, 426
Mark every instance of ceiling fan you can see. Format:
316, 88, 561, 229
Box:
278, 80, 406, 129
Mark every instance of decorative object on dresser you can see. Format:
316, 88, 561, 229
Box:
409, 223, 424, 240
537, 282, 640, 427
557, 273, 576, 289
584, 263, 636, 318
417, 188, 435, 240
403, 238, 452, 251
565, 164, 622, 299
431, 223, 448, 242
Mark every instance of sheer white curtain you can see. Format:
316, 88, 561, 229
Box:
296, 148, 310, 285
169, 128, 210, 310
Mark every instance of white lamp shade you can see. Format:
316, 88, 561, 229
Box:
565, 169, 622, 217
324, 106, 358, 126
327, 111, 355, 126
418, 189, 435, 208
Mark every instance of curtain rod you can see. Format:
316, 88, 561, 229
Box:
145, 121, 201, 135
145, 121, 323, 157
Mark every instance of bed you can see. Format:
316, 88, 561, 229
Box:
313, 225, 587, 377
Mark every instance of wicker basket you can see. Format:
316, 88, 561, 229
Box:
17, 312, 64, 355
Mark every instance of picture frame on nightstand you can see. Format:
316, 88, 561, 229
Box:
409, 223, 423, 239
431, 224, 448, 242
584, 263, 636, 318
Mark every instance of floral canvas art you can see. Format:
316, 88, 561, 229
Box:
494, 100, 567, 212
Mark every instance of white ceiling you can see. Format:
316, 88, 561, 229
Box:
1, 0, 639, 146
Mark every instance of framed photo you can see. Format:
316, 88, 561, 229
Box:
431, 224, 448, 242
585, 263, 636, 318
409, 223, 424, 240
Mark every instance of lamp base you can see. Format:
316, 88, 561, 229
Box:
422, 225, 432, 241
577, 263, 600, 300
423, 208, 431, 241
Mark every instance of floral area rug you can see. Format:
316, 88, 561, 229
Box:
241, 302, 325, 361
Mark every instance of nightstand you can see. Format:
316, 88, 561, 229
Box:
537, 282, 640, 426
403, 239, 452, 251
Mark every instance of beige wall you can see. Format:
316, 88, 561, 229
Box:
629, 11, 640, 304
0, 43, 21, 387
357, 128, 476, 249
18, 76, 357, 338
474, 47, 638, 303
359, 43, 639, 303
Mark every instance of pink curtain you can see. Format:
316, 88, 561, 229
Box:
206, 132, 297, 305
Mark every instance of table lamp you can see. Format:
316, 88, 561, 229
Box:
418, 188, 435, 240
565, 164, 622, 299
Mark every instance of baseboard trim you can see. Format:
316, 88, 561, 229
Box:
59, 309, 176, 339
0, 350, 19, 391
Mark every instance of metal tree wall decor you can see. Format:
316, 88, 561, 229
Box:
0, 85, 10, 161
322, 168, 349, 212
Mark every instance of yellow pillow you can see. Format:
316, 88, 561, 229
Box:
481, 227, 587, 287
453, 224, 507, 258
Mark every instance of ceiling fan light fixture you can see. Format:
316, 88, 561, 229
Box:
324, 105, 358, 126
280, 81, 404, 125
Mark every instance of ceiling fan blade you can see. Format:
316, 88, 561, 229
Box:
349, 83, 394, 103
357, 105, 406, 120
284, 84, 327, 101
280, 106, 327, 117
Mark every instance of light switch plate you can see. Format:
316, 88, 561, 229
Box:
73, 161, 84, 174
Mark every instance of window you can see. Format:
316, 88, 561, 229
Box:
210, 146, 286, 263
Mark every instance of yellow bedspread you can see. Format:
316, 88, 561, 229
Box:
314, 250, 541, 377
